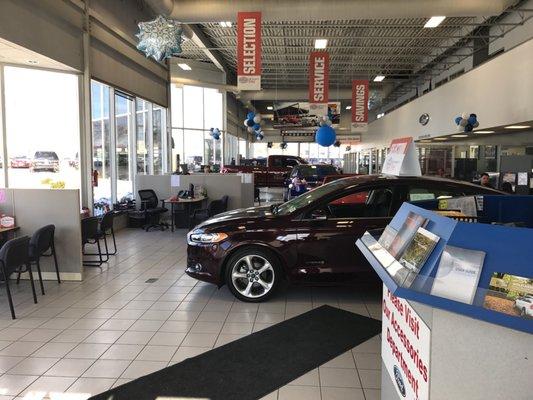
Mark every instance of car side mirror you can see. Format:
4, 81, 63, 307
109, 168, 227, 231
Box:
310, 209, 327, 221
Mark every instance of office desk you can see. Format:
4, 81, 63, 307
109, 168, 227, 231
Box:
163, 197, 206, 232
0, 226, 19, 246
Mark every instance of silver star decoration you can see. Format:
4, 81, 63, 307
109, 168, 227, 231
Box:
136, 15, 184, 61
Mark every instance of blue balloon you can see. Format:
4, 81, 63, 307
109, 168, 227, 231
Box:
213, 133, 220, 140
464, 123, 473, 132
454, 116, 462, 125
315, 125, 336, 147
213, 128, 220, 135
246, 118, 255, 127
253, 123, 261, 131
468, 116, 477, 125
247, 112, 255, 120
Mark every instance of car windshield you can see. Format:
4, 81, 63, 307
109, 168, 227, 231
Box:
274, 179, 347, 215
297, 165, 337, 176
35, 152, 58, 160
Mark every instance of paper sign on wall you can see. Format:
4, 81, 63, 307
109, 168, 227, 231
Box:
170, 175, 181, 187
351, 80, 369, 132
382, 285, 431, 400
308, 51, 329, 117
381, 137, 421, 176
237, 12, 261, 90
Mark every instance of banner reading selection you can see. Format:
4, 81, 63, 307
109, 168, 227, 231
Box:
308, 51, 329, 117
237, 12, 261, 90
351, 79, 369, 132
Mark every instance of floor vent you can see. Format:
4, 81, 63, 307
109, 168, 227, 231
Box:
145, 278, 158, 283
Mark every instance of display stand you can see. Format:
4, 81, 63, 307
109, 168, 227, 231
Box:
356, 201, 533, 400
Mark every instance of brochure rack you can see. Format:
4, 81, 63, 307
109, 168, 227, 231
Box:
356, 200, 533, 400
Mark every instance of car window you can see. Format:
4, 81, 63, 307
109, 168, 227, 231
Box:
408, 185, 464, 201
272, 158, 282, 167
285, 158, 299, 167
311, 187, 393, 219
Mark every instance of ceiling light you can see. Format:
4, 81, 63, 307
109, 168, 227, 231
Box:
314, 39, 328, 49
424, 16, 446, 28
433, 137, 448, 141
178, 63, 191, 71
267, 106, 273, 110
345, 105, 352, 110
504, 125, 530, 129
452, 134, 468, 138
219, 21, 232, 28
474, 130, 494, 134
373, 75, 385, 82
27, 60, 38, 64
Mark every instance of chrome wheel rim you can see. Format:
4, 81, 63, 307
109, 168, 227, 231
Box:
231, 255, 275, 299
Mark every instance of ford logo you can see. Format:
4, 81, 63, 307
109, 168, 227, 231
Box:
393, 365, 406, 397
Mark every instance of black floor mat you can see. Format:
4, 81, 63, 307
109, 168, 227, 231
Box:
90, 305, 381, 400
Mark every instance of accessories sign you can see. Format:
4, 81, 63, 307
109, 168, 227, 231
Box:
382, 285, 430, 400
308, 51, 329, 117
237, 12, 261, 90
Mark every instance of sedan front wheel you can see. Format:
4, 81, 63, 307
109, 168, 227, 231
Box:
225, 247, 281, 302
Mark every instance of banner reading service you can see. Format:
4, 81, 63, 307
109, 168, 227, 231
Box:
382, 285, 430, 400
237, 12, 261, 90
308, 51, 329, 117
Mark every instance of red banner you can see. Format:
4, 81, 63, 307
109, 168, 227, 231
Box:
351, 80, 369, 132
237, 12, 261, 90
308, 51, 329, 116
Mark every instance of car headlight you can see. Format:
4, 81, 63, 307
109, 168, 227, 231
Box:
188, 231, 228, 244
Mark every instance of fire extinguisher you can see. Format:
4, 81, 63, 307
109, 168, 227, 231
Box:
92, 169, 98, 187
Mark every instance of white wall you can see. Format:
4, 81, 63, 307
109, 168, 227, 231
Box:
360, 37, 533, 149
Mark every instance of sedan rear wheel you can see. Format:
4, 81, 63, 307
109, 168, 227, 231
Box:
226, 248, 280, 302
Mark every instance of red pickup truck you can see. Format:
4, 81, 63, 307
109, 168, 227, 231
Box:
222, 155, 308, 187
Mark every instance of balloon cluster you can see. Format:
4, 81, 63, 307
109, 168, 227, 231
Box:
315, 115, 337, 147
454, 112, 479, 133
267, 142, 273, 148
280, 142, 288, 150
244, 112, 264, 141
209, 127, 221, 140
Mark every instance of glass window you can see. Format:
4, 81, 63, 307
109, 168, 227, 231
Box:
153, 105, 166, 174
407, 185, 465, 201
136, 99, 150, 174
171, 128, 184, 171
115, 93, 133, 201
91, 81, 112, 212
185, 129, 204, 172
324, 187, 393, 218
4, 66, 80, 189
183, 86, 203, 129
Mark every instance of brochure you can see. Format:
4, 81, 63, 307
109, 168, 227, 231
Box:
378, 225, 397, 252
396, 227, 440, 287
483, 273, 533, 319
430, 245, 486, 304
388, 211, 428, 258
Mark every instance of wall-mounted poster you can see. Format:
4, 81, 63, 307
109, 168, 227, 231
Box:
272, 101, 340, 129
502, 172, 517, 184
517, 172, 528, 186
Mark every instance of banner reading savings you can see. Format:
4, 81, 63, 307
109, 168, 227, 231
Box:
237, 12, 261, 90
382, 286, 430, 400
351, 79, 368, 132
308, 51, 329, 117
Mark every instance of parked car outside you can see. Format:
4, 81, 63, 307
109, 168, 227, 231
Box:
10, 156, 32, 168
186, 175, 504, 302
31, 151, 60, 173
284, 164, 339, 201
514, 296, 533, 317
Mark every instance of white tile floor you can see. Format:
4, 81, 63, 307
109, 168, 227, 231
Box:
0, 228, 382, 400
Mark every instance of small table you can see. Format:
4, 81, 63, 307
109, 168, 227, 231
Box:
0, 226, 19, 247
163, 196, 206, 232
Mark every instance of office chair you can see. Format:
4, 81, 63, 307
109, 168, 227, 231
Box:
0, 236, 38, 319
81, 216, 106, 267
99, 211, 118, 256
17, 224, 60, 295
138, 189, 169, 231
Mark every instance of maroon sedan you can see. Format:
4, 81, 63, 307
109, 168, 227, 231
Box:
186, 175, 502, 302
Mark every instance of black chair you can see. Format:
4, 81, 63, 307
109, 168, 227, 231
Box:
16, 224, 60, 295
99, 212, 117, 256
0, 236, 38, 319
254, 187, 261, 205
138, 190, 169, 231
190, 196, 229, 227
81, 217, 106, 267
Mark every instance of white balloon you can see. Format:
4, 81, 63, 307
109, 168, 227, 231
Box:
473, 121, 480, 128
322, 115, 329, 122
319, 121, 325, 127
457, 124, 464, 132
244, 119, 249, 127
459, 118, 468, 127
253, 115, 261, 124
461, 112, 468, 120
247, 126, 254, 133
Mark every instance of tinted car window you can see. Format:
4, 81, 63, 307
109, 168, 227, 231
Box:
408, 185, 465, 201
312, 187, 393, 219
296, 165, 337, 177
275, 179, 346, 215
284, 158, 299, 167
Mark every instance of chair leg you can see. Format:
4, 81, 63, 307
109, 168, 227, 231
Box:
102, 236, 110, 262
16, 270, 21, 285
109, 228, 117, 255
52, 242, 60, 283
3, 269, 15, 319
26, 263, 38, 304
35, 259, 45, 295
96, 239, 103, 265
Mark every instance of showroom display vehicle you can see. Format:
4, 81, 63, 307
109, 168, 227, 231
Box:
186, 174, 503, 302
